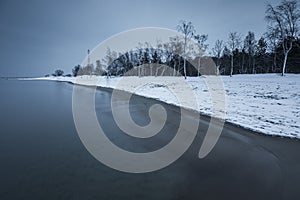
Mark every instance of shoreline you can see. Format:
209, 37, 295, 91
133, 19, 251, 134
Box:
17, 74, 300, 140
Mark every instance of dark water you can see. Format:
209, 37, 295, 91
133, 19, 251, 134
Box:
0, 80, 186, 200
0, 80, 299, 200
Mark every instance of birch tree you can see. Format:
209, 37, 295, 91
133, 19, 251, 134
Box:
194, 34, 208, 76
228, 32, 242, 76
211, 39, 224, 75
265, 0, 300, 76
164, 36, 184, 76
177, 20, 195, 79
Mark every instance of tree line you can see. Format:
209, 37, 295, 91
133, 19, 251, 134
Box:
68, 0, 299, 77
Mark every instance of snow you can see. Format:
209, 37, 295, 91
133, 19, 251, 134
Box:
25, 74, 300, 139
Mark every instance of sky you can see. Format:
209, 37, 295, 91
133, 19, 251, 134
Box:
0, 0, 281, 77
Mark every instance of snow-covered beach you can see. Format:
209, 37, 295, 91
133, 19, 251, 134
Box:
27, 73, 300, 139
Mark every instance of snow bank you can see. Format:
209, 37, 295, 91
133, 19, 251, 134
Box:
26, 74, 300, 139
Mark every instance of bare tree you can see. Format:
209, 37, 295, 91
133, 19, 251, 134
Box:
211, 39, 224, 75
95, 60, 105, 75
265, 31, 279, 72
265, 0, 300, 76
228, 32, 242, 76
79, 64, 94, 76
102, 47, 118, 77
177, 20, 195, 79
194, 34, 208, 76
155, 41, 165, 76
244, 31, 256, 74
163, 36, 184, 76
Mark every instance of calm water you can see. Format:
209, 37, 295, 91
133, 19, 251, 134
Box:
0, 80, 186, 200
1, 79, 299, 200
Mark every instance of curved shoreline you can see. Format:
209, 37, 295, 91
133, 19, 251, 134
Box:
18, 74, 300, 139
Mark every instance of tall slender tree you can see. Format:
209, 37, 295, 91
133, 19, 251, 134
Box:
211, 39, 224, 75
265, 0, 300, 76
265, 31, 279, 72
244, 31, 256, 74
228, 32, 242, 76
256, 37, 268, 72
177, 20, 195, 79
194, 34, 208, 76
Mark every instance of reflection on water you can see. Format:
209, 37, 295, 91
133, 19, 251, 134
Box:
0, 80, 186, 200
0, 80, 290, 200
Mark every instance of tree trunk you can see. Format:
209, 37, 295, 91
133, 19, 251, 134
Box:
173, 62, 176, 76
273, 52, 277, 73
282, 52, 288, 76
183, 59, 187, 79
183, 36, 187, 79
230, 55, 234, 77
216, 58, 220, 75
252, 58, 256, 74
242, 53, 245, 73
178, 59, 181, 76
282, 40, 293, 76
248, 54, 251, 73
161, 65, 166, 76
198, 57, 201, 77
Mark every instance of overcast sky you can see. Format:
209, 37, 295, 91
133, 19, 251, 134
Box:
0, 0, 281, 77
